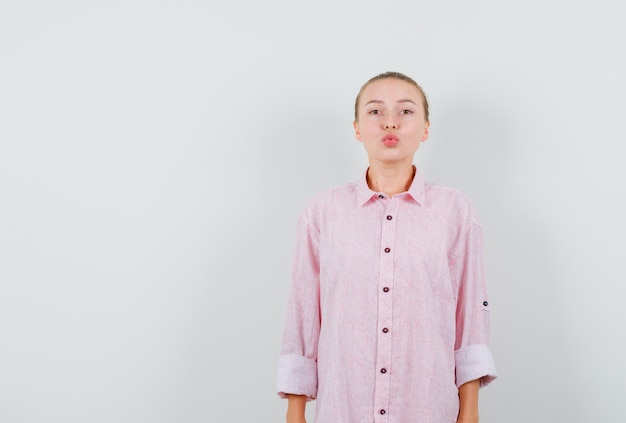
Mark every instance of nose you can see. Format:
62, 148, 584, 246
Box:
383, 120, 398, 130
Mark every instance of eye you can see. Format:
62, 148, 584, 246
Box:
368, 109, 381, 115
400, 109, 413, 115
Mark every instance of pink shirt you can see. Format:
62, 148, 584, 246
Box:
277, 168, 497, 423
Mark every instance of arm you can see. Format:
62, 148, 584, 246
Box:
286, 394, 307, 423
451, 206, 497, 388
457, 378, 480, 423
276, 213, 321, 402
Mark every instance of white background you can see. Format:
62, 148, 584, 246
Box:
1, 1, 625, 422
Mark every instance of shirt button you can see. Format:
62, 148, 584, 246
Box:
380, 409, 386, 415
483, 301, 489, 306
386, 215, 392, 220
384, 247, 391, 253
383, 287, 389, 292
382, 327, 389, 333
378, 194, 384, 199
380, 368, 387, 374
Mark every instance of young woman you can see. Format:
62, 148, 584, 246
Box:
277, 72, 497, 423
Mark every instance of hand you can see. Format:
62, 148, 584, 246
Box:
456, 414, 479, 423
285, 394, 307, 423
457, 379, 480, 423
286, 409, 306, 423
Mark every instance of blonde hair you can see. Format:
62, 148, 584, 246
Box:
354, 71, 429, 122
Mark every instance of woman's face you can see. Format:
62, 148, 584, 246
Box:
353, 78, 430, 167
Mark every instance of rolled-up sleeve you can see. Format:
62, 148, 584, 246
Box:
450, 209, 498, 388
276, 212, 321, 400
277, 354, 318, 399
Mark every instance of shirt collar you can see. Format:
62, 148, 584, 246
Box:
357, 166, 426, 206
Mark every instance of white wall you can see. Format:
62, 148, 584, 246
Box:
1, 1, 625, 422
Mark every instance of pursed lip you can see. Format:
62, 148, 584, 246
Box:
382, 133, 399, 146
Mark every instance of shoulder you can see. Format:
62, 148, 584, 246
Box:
309, 180, 359, 204
424, 181, 472, 206
299, 180, 359, 222
423, 181, 481, 227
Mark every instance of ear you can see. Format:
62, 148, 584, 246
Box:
353, 120, 363, 142
420, 121, 430, 142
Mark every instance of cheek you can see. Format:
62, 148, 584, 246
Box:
406, 121, 427, 133
360, 122, 379, 135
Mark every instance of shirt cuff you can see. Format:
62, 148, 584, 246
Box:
276, 354, 318, 400
455, 344, 498, 388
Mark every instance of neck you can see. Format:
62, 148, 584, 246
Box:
366, 163, 416, 197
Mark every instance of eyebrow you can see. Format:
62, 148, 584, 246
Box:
364, 99, 417, 106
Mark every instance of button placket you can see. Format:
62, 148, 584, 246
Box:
373, 199, 399, 421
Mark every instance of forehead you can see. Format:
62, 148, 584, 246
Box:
360, 78, 421, 105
